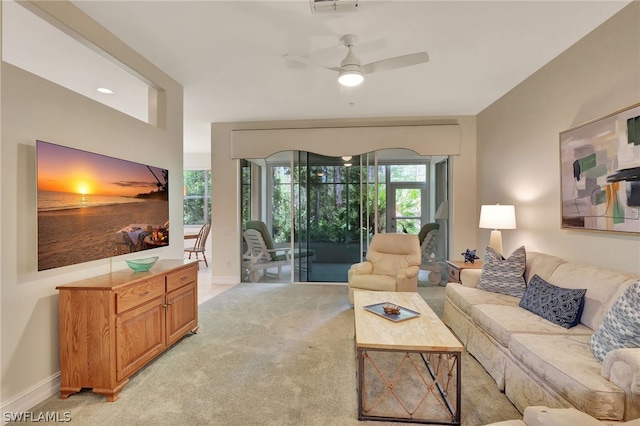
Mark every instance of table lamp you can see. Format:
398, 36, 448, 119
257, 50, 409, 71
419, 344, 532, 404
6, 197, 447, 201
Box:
479, 204, 516, 255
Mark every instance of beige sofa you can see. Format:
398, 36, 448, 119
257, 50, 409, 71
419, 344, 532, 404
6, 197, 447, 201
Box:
485, 406, 640, 426
442, 251, 639, 421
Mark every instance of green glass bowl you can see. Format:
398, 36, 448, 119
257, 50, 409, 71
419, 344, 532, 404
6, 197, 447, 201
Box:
125, 256, 159, 272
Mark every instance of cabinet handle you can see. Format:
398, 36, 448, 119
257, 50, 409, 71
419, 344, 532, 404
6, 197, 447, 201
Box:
140, 291, 150, 297
181, 276, 188, 281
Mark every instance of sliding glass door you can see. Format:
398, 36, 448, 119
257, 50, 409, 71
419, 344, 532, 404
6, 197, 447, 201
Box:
294, 152, 362, 282
239, 150, 447, 284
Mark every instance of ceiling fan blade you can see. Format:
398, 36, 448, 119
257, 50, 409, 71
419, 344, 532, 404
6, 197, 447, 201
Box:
282, 54, 340, 72
361, 52, 429, 74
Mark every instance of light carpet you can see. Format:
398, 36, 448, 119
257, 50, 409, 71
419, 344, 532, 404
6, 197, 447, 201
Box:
22, 283, 521, 425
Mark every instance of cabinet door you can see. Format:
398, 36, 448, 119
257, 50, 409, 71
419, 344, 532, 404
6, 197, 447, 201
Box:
166, 282, 198, 346
115, 297, 166, 382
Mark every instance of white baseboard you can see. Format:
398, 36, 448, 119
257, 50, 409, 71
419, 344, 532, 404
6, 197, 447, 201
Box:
1, 373, 59, 425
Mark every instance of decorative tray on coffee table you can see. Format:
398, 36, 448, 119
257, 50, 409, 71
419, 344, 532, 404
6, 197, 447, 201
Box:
363, 302, 421, 322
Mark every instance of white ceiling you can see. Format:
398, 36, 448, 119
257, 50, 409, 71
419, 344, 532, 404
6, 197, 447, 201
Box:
3, 1, 632, 154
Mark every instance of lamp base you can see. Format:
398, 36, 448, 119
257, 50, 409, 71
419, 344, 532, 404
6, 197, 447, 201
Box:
489, 230, 503, 256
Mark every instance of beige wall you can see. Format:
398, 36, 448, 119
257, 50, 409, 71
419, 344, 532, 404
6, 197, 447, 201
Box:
0, 2, 183, 411
477, 2, 640, 274
184, 152, 211, 170
0, 4, 4, 410
211, 116, 478, 283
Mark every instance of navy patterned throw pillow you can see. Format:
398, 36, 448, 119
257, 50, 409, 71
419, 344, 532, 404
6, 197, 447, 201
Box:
477, 246, 527, 297
519, 274, 586, 329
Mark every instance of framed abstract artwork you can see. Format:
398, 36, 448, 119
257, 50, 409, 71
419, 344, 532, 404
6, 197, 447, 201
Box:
560, 103, 640, 234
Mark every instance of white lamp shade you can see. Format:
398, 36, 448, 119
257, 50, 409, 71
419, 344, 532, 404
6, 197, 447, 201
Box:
479, 204, 516, 230
435, 201, 449, 220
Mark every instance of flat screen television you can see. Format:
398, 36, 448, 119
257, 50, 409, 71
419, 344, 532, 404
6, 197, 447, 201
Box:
36, 140, 169, 271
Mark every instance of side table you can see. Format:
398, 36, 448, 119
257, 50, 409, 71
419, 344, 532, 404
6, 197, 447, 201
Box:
446, 260, 483, 283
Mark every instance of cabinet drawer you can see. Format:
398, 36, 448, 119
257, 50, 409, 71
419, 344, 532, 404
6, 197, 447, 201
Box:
166, 267, 197, 292
448, 266, 461, 283
116, 277, 165, 314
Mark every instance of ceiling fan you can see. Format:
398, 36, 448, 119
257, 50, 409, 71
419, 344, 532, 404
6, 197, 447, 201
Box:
284, 34, 429, 87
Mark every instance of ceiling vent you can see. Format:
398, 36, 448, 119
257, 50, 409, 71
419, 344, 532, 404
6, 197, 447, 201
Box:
310, 0, 358, 13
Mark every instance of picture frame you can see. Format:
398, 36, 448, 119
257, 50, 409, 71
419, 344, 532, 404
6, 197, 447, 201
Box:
559, 103, 640, 234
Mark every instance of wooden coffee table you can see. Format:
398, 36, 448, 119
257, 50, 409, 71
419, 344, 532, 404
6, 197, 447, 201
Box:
354, 290, 463, 425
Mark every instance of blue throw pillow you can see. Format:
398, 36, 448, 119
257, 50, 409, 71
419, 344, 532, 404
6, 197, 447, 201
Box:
519, 274, 586, 329
590, 281, 640, 363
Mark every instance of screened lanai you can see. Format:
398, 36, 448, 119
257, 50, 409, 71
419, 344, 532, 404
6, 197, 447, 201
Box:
240, 149, 449, 284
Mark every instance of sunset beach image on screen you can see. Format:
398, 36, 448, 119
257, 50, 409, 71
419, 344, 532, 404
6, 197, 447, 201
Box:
36, 140, 169, 271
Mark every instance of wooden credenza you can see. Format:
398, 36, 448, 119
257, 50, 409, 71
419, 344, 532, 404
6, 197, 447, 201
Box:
56, 259, 199, 402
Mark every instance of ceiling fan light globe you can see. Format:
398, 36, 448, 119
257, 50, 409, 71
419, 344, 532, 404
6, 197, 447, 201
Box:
338, 69, 364, 87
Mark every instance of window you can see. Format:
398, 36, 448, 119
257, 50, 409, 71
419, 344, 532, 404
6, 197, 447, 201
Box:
241, 160, 252, 224
270, 165, 292, 243
183, 170, 211, 225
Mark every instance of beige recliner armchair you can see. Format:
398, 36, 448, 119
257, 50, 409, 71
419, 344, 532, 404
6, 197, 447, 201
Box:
347, 233, 421, 304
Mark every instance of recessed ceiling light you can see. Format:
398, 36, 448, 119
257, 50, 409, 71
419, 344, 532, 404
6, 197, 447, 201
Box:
96, 87, 114, 94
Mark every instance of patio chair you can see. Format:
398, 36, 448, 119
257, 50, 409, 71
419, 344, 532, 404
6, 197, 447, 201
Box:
184, 223, 211, 266
347, 233, 421, 304
242, 220, 315, 282
418, 222, 444, 284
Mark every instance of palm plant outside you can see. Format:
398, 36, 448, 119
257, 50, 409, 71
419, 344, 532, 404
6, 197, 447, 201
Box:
270, 164, 421, 244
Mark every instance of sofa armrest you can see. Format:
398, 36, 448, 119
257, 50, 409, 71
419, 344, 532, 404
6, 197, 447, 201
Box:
396, 265, 420, 293
349, 261, 373, 276
603, 348, 640, 421
397, 265, 419, 279
460, 268, 482, 288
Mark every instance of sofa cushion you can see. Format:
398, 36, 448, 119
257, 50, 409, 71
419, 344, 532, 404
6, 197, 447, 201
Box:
524, 252, 567, 285
547, 264, 637, 330
478, 246, 527, 297
590, 281, 640, 363
471, 304, 592, 347
519, 274, 586, 329
349, 274, 397, 293
445, 282, 521, 316
509, 333, 626, 420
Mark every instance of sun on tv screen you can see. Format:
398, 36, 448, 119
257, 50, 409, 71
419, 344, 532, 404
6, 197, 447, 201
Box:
36, 140, 169, 271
